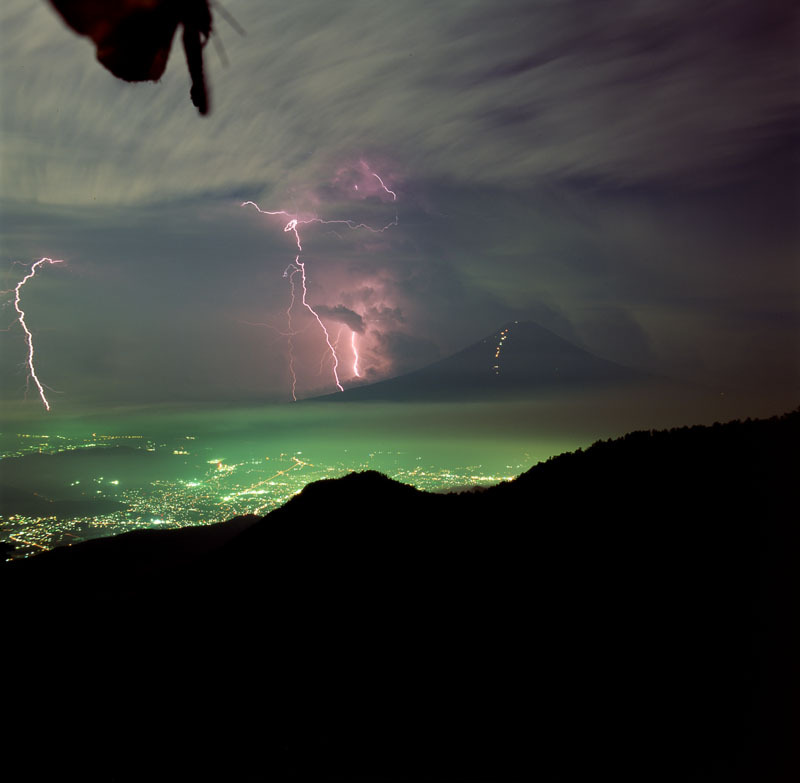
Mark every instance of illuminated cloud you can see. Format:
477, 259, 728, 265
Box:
0, 2, 796, 409
311, 304, 365, 334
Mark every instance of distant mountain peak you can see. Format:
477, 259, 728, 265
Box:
312, 320, 644, 402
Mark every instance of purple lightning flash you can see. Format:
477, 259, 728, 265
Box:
242, 164, 398, 400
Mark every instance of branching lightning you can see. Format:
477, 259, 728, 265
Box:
242, 163, 398, 400
6, 257, 64, 411
371, 171, 397, 202
295, 255, 343, 391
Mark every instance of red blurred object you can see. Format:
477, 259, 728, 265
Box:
47, 0, 212, 114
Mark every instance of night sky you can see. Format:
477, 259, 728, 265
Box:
1, 0, 798, 418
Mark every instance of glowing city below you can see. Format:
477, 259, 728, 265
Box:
0, 430, 526, 560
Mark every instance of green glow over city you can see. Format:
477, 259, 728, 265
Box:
1, 401, 574, 559
1, 392, 771, 561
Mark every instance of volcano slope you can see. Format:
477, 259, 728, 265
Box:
4, 411, 797, 781
313, 319, 646, 402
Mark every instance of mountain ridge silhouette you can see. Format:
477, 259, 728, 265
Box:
3, 410, 797, 781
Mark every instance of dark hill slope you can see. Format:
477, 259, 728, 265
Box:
4, 411, 798, 782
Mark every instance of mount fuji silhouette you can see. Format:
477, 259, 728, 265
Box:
317, 320, 645, 401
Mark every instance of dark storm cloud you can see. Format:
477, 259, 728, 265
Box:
311, 304, 365, 333
0, 199, 305, 405
363, 304, 405, 327
2, 1, 797, 203
1, 2, 797, 411
370, 330, 441, 379
576, 307, 655, 369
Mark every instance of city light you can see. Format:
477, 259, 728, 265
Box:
1, 430, 521, 560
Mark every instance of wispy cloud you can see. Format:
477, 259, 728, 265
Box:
2, 1, 797, 205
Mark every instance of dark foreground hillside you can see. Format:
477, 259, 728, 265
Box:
4, 411, 798, 781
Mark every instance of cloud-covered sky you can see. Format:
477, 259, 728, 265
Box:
1, 0, 797, 411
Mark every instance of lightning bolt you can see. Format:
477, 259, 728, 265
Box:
370, 170, 397, 201
351, 330, 361, 378
241, 202, 398, 239
283, 262, 299, 401
294, 255, 343, 392
6, 258, 64, 411
242, 163, 398, 399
